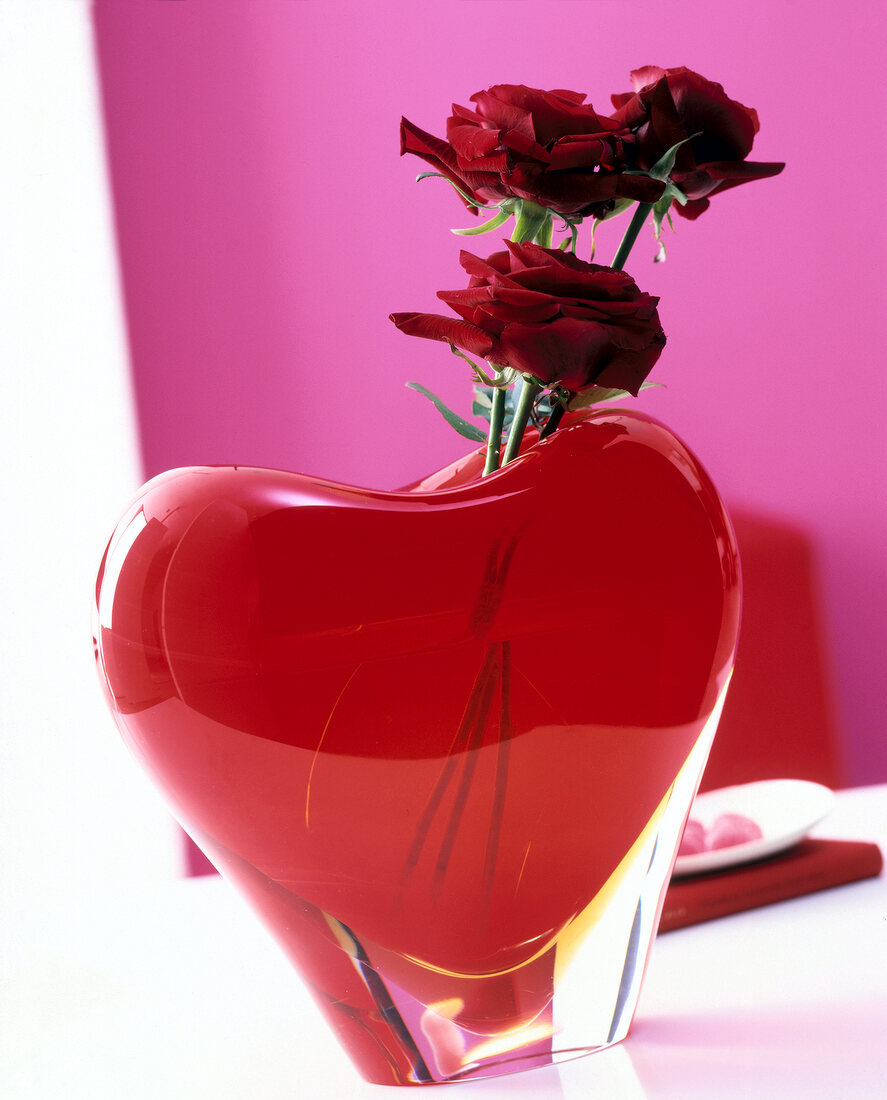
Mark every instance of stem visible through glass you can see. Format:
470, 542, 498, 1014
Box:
539, 201, 653, 440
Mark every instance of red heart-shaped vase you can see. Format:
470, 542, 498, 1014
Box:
95, 411, 740, 1085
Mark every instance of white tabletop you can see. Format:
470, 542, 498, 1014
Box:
3, 786, 885, 1099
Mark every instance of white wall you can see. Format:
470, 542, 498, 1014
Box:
0, 1, 180, 934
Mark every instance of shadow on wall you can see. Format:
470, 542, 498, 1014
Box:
700, 511, 844, 792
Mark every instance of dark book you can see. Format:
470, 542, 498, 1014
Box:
659, 838, 883, 933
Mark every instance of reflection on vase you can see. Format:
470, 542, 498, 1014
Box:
95, 412, 740, 1085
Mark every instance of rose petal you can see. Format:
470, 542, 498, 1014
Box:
459, 249, 517, 283
690, 159, 786, 182
505, 244, 639, 299
503, 163, 620, 216
547, 87, 589, 106
498, 316, 614, 389
448, 121, 501, 162
594, 329, 666, 395
449, 101, 485, 125
673, 196, 710, 220
435, 286, 494, 325
481, 85, 619, 145
629, 76, 692, 174
499, 128, 552, 164
666, 68, 758, 157
629, 65, 666, 93
456, 149, 510, 174
470, 87, 537, 140
614, 173, 669, 204
480, 300, 562, 324
389, 312, 496, 358
495, 286, 558, 308
548, 134, 622, 171
400, 117, 482, 209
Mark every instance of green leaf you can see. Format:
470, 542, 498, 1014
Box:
472, 388, 493, 418
406, 382, 487, 442
567, 386, 630, 410
566, 381, 663, 411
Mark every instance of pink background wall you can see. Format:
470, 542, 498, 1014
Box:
93, 0, 887, 785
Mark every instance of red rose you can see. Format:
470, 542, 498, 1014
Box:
401, 84, 665, 218
611, 66, 785, 219
390, 242, 665, 395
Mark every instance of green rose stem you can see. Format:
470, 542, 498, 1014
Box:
534, 216, 553, 248
462, 205, 654, 927
502, 376, 542, 465
540, 201, 654, 441
511, 199, 550, 245
400, 543, 518, 907
538, 395, 566, 440
482, 200, 553, 473
611, 201, 653, 272
483, 386, 506, 475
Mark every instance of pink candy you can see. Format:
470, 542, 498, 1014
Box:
679, 818, 708, 855
706, 812, 764, 850
679, 812, 763, 856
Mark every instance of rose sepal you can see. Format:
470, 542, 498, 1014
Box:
510, 199, 552, 245
451, 206, 513, 237
415, 171, 486, 212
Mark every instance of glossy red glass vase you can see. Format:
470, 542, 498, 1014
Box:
94, 411, 740, 1086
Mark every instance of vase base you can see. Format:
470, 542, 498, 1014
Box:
434, 1039, 628, 1087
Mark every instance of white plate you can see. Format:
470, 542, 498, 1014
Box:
672, 778, 835, 878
